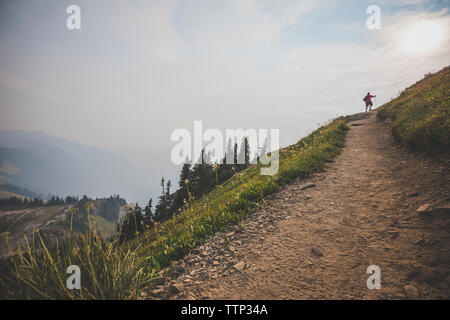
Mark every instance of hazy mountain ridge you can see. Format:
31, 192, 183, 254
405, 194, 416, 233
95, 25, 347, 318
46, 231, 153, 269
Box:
0, 184, 41, 199
0, 130, 152, 202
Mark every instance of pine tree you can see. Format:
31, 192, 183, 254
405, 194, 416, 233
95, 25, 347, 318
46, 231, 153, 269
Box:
154, 177, 168, 222
118, 204, 145, 242
143, 198, 154, 229
218, 139, 236, 184
224, 138, 234, 165
172, 160, 191, 213
237, 137, 250, 171
165, 179, 174, 215
190, 149, 214, 198
144, 198, 153, 217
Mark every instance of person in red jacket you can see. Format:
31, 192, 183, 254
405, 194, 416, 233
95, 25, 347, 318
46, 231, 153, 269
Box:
364, 92, 376, 112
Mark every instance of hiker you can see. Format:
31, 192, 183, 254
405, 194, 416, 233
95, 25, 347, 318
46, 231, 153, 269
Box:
363, 92, 376, 112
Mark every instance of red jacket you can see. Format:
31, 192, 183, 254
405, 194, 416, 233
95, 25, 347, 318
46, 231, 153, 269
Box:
365, 94, 375, 103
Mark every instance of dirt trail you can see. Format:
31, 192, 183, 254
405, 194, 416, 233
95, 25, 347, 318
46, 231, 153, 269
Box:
149, 112, 450, 300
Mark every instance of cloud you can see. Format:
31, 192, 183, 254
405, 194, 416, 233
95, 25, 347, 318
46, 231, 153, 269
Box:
0, 73, 79, 105
99, 0, 183, 63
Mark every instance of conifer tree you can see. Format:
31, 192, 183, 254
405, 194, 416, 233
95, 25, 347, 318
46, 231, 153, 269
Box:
154, 177, 168, 222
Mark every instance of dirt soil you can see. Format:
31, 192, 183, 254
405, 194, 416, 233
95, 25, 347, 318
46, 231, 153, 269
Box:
146, 112, 450, 300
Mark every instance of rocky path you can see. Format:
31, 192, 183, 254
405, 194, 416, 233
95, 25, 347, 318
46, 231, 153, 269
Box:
146, 112, 450, 300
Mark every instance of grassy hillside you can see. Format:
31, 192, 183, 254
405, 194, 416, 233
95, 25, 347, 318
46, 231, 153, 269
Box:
0, 117, 348, 299
0, 200, 118, 258
0, 189, 23, 200
92, 215, 116, 239
377, 66, 449, 153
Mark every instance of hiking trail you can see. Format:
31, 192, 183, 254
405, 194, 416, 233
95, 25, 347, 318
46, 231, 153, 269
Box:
146, 111, 450, 300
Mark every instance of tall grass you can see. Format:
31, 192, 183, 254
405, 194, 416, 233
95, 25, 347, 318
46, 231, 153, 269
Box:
377, 66, 449, 153
0, 118, 348, 299
1, 207, 158, 299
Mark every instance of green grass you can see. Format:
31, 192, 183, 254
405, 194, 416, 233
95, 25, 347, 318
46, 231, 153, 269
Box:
0, 118, 349, 299
0, 208, 157, 300
92, 215, 116, 239
377, 66, 450, 154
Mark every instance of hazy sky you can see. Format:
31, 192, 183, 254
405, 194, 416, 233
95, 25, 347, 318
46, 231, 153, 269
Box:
1, 0, 449, 201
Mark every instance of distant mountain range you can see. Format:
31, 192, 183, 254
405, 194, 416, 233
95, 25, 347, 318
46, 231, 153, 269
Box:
0, 183, 41, 199
0, 130, 152, 203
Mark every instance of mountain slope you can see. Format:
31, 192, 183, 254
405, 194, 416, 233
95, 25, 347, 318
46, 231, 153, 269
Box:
153, 112, 449, 300
142, 67, 450, 300
0, 198, 123, 258
0, 190, 22, 200
377, 66, 449, 153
